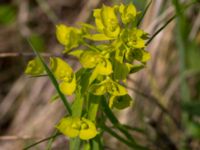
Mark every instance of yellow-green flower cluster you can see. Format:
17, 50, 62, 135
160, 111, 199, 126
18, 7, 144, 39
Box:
56, 116, 97, 140
25, 3, 150, 142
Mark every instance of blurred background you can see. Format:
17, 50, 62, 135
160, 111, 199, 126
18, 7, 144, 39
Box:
0, 0, 200, 149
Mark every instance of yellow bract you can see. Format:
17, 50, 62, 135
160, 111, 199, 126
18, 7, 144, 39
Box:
59, 75, 76, 95
119, 4, 137, 24
25, 57, 44, 76
80, 51, 113, 82
93, 5, 120, 38
56, 117, 97, 140
56, 24, 81, 52
50, 57, 76, 95
94, 58, 113, 75
50, 57, 73, 82
121, 28, 146, 49
80, 51, 100, 68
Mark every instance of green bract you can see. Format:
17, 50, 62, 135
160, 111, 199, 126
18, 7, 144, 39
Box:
56, 117, 97, 140
109, 94, 133, 109
90, 78, 127, 96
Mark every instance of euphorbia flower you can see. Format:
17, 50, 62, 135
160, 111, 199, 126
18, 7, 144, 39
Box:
121, 28, 148, 49
79, 51, 112, 82
25, 57, 45, 76
90, 78, 127, 96
50, 57, 76, 95
119, 3, 137, 25
56, 117, 97, 140
56, 24, 81, 52
93, 5, 120, 38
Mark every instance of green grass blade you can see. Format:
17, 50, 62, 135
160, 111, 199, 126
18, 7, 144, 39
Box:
27, 40, 72, 115
137, 0, 152, 27
101, 98, 137, 144
146, 15, 176, 45
146, 0, 197, 45
23, 132, 60, 150
45, 130, 59, 150
101, 98, 119, 124
103, 125, 148, 150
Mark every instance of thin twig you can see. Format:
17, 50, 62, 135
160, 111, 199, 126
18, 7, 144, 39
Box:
0, 52, 60, 58
0, 135, 36, 141
146, 15, 176, 45
23, 132, 61, 150
137, 0, 153, 27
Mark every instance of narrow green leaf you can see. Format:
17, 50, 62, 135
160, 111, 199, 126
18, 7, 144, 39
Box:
27, 39, 72, 115
101, 98, 119, 124
101, 98, 137, 144
103, 125, 148, 150
23, 132, 60, 150
45, 131, 59, 150
137, 0, 152, 26
146, 15, 176, 45
50, 93, 60, 103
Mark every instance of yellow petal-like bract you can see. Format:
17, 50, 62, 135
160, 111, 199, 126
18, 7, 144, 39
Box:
56, 24, 81, 52
50, 57, 76, 95
119, 4, 137, 24
56, 117, 97, 140
25, 57, 44, 76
